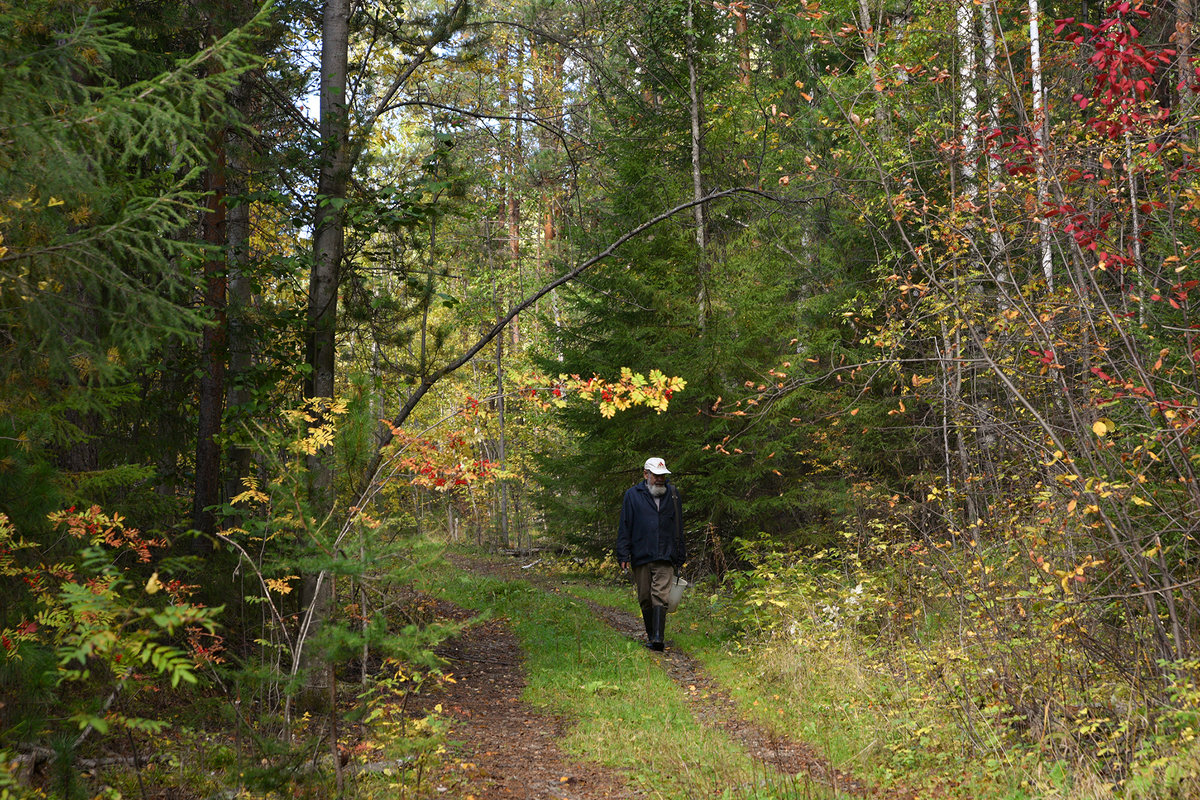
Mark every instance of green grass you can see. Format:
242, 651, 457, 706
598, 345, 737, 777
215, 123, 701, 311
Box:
419, 556, 848, 799
550, 565, 1037, 800
556, 578, 633, 610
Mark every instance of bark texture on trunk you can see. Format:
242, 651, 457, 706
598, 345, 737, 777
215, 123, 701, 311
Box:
507, 40, 523, 347
957, 0, 978, 197
297, 0, 350, 696
1177, 0, 1197, 141
981, 0, 1013, 300
193, 128, 228, 537
308, 0, 350, 413
224, 146, 252, 503
687, 0, 709, 327
857, 0, 887, 129
1028, 0, 1053, 287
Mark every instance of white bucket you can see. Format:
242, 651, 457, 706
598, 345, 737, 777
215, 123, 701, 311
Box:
667, 576, 689, 613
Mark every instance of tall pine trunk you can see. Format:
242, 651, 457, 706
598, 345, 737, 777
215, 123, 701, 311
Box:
224, 136, 253, 504
193, 127, 227, 537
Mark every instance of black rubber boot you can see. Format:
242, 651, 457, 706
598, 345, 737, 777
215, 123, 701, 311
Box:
641, 606, 653, 645
649, 605, 667, 651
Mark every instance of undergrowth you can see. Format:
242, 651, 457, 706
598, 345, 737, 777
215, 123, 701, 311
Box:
666, 522, 1200, 800
517, 525, 1200, 800
11, 507, 1198, 800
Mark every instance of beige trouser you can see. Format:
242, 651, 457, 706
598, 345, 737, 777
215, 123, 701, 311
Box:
632, 561, 675, 613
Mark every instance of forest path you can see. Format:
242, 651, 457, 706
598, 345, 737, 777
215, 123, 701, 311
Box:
397, 594, 637, 798
395, 555, 914, 799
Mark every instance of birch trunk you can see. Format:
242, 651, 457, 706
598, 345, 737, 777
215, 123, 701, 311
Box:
686, 0, 709, 328
957, 0, 978, 198
1126, 132, 1144, 324
1028, 0, 1053, 287
981, 0, 1014, 301
508, 40, 523, 347
857, 0, 887, 129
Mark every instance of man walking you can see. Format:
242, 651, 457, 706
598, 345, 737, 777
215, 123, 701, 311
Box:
616, 457, 685, 651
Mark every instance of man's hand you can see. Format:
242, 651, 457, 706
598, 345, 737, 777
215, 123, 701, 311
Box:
620, 562, 629, 571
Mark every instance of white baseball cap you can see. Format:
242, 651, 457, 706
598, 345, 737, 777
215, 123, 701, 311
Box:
643, 457, 671, 475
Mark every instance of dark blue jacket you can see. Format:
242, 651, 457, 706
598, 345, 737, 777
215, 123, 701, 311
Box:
616, 481, 685, 568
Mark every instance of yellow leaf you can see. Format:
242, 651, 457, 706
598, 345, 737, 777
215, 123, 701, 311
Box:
145, 572, 161, 594
1092, 420, 1108, 437
1131, 495, 1151, 507
265, 577, 297, 595
232, 488, 269, 506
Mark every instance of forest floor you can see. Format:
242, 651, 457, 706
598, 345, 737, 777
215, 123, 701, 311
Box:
391, 555, 912, 800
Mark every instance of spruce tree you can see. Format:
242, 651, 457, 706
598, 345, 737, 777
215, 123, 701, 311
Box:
527, 0, 923, 565
0, 3, 260, 529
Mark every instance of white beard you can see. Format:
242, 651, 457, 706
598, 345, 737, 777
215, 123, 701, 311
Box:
648, 483, 667, 498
